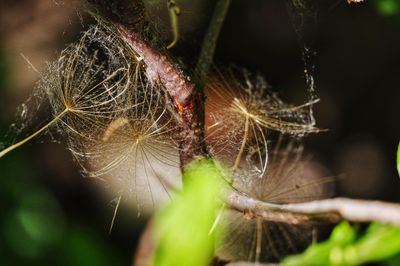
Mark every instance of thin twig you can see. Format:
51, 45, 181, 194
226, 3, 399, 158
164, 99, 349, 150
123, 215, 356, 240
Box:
194, 0, 231, 88
227, 190, 400, 225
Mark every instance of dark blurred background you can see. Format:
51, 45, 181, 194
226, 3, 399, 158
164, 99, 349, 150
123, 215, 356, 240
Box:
0, 0, 399, 265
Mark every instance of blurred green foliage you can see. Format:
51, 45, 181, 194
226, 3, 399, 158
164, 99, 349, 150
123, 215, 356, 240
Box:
3, 191, 123, 265
282, 221, 400, 266
374, 0, 400, 16
0, 144, 125, 266
153, 159, 225, 266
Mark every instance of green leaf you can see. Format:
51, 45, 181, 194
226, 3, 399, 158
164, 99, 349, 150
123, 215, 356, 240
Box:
282, 222, 400, 266
152, 159, 226, 266
348, 223, 400, 264
281, 221, 356, 266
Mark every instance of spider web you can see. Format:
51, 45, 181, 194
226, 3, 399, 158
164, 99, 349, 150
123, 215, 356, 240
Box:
285, 0, 323, 128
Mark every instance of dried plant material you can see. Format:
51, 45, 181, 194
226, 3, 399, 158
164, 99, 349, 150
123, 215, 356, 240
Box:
1, 24, 134, 158
232, 141, 333, 203
216, 141, 334, 263
76, 82, 181, 213
50, 25, 181, 212
205, 68, 320, 175
1, 23, 181, 213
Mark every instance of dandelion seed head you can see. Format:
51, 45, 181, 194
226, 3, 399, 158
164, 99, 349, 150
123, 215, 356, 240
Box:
217, 140, 334, 263
1, 23, 181, 213
233, 140, 333, 203
205, 68, 319, 174
55, 25, 182, 213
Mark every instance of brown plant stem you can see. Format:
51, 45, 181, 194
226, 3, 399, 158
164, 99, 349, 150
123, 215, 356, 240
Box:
134, 221, 154, 266
108, 1, 232, 168
115, 24, 207, 167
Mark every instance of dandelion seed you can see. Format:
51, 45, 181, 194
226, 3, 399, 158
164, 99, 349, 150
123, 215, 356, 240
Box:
0, 25, 135, 158
216, 140, 335, 263
205, 68, 320, 175
1, 23, 181, 213
74, 81, 181, 214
